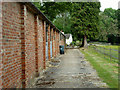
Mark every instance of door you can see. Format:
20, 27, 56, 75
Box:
46, 42, 48, 60
50, 41, 52, 58
46, 26, 48, 60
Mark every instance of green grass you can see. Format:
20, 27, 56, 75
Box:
81, 47, 118, 89
99, 45, 119, 49
90, 45, 119, 63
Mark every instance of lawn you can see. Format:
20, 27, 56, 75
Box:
81, 46, 118, 89
89, 45, 119, 63
99, 45, 119, 49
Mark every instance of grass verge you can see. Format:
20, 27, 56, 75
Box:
80, 47, 118, 89
89, 45, 119, 63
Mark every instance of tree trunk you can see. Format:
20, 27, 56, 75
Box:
83, 35, 88, 48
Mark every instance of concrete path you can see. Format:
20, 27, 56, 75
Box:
34, 49, 108, 88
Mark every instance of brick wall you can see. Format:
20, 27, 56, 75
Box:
59, 33, 66, 53
0, 1, 3, 89
57, 32, 59, 54
25, 8, 36, 87
37, 17, 44, 72
48, 24, 51, 60
42, 21, 46, 69
51, 28, 54, 57
54, 30, 57, 57
34, 16, 39, 77
0, 2, 66, 88
2, 2, 22, 88
59, 33, 66, 46
56, 31, 58, 55
53, 30, 55, 57
59, 38, 65, 46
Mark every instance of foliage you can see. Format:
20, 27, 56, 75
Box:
98, 8, 118, 42
117, 9, 120, 30
75, 40, 82, 46
53, 11, 72, 33
33, 2, 73, 34
71, 41, 76, 46
33, 2, 72, 21
71, 2, 100, 42
33, 2, 119, 45
104, 8, 117, 19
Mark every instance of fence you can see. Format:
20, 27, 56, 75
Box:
89, 45, 119, 63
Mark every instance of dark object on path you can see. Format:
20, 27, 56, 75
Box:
59, 45, 64, 54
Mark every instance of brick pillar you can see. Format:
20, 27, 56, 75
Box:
56, 31, 57, 56
56, 32, 58, 55
58, 32, 59, 54
34, 15, 39, 77
56, 31, 58, 55
53, 30, 55, 57
64, 36, 66, 52
21, 4, 27, 88
51, 28, 54, 57
55, 30, 56, 57
0, 1, 3, 89
57, 32, 59, 54
42, 20, 46, 69
48, 24, 51, 61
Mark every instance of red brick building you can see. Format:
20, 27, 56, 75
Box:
0, 2, 66, 88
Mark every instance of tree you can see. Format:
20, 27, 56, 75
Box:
33, 2, 72, 21
53, 11, 72, 33
33, 2, 73, 34
104, 8, 117, 19
117, 9, 120, 32
71, 2, 100, 48
98, 8, 118, 42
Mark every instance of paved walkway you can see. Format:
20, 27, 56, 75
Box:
34, 49, 108, 88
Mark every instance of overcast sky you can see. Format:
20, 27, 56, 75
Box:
99, 0, 120, 11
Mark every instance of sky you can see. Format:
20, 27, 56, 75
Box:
99, 0, 120, 11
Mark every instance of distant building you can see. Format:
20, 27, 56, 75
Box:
65, 34, 73, 45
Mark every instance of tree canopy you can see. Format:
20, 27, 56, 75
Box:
33, 2, 72, 21
33, 2, 119, 46
98, 8, 119, 42
71, 2, 100, 47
